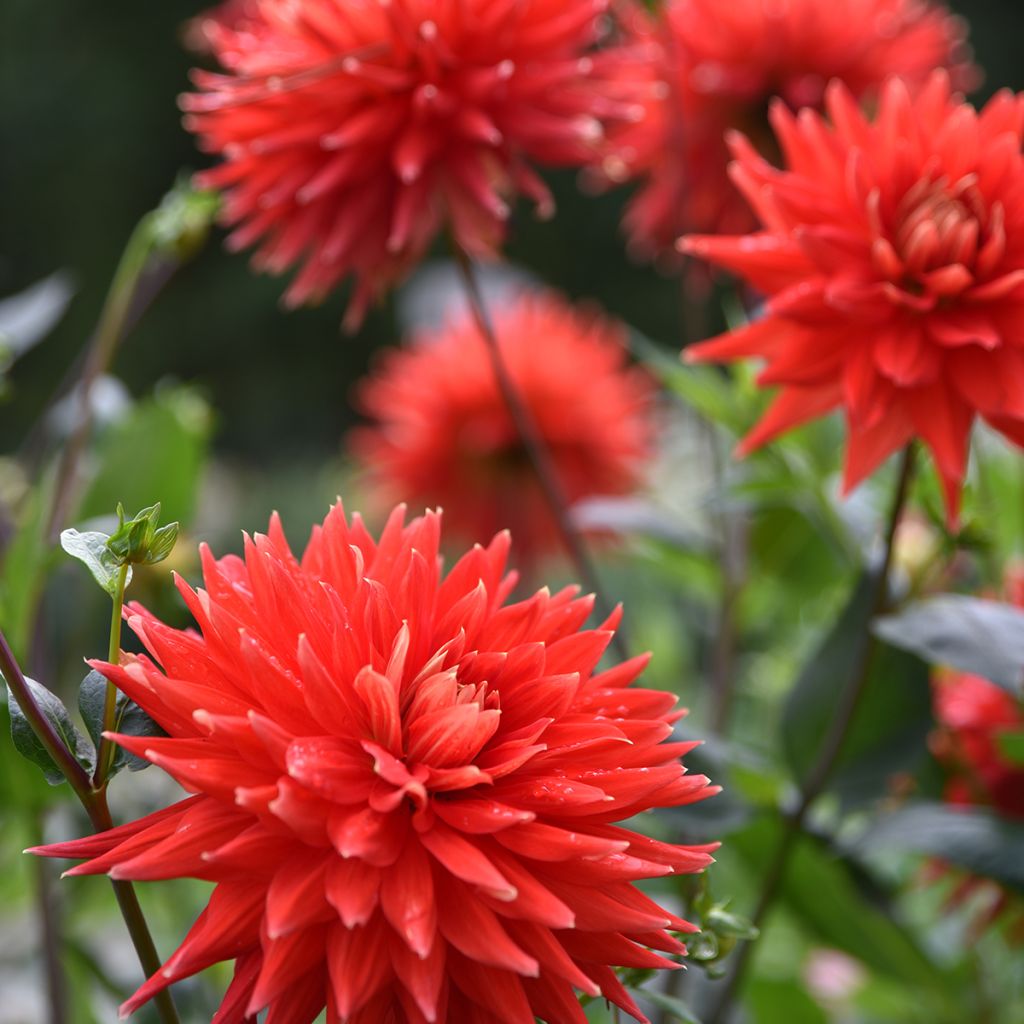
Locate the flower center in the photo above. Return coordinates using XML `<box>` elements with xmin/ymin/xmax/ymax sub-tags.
<box><xmin>871</xmin><ymin>173</ymin><xmax>1005</xmax><ymax>302</ymax></box>
<box><xmin>893</xmin><ymin>176</ymin><xmax>985</xmax><ymax>275</ymax></box>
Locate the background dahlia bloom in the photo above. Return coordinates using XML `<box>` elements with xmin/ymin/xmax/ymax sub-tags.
<box><xmin>928</xmin><ymin>595</ymin><xmax>1024</xmax><ymax>938</ymax></box>
<box><xmin>682</xmin><ymin>73</ymin><xmax>1024</xmax><ymax>522</ymax></box>
<box><xmin>36</xmin><ymin>504</ymin><xmax>717</xmax><ymax>1023</ymax></box>
<box><xmin>351</xmin><ymin>291</ymin><xmax>655</xmax><ymax>565</ymax></box>
<box><xmin>599</xmin><ymin>0</ymin><xmax>976</xmax><ymax>260</ymax></box>
<box><xmin>184</xmin><ymin>0</ymin><xmax>630</xmax><ymax>328</ymax></box>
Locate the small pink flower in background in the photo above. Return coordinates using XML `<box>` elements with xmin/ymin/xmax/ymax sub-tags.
<box><xmin>35</xmin><ymin>504</ymin><xmax>718</xmax><ymax>1022</ymax></box>
<box><xmin>803</xmin><ymin>948</ymin><xmax>866</xmax><ymax>1005</ymax></box>
<box><xmin>183</xmin><ymin>0</ymin><xmax>636</xmax><ymax>328</ymax></box>
<box><xmin>683</xmin><ymin>73</ymin><xmax>1024</xmax><ymax>523</ymax></box>
<box><xmin>351</xmin><ymin>290</ymin><xmax>655</xmax><ymax>566</ymax></box>
<box><xmin>598</xmin><ymin>0</ymin><xmax>976</xmax><ymax>262</ymax></box>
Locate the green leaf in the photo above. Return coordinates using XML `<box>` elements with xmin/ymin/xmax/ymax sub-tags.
<box><xmin>873</xmin><ymin>595</ymin><xmax>1024</xmax><ymax>697</ymax></box>
<box><xmin>997</xmin><ymin>729</ymin><xmax>1024</xmax><ymax>766</ymax></box>
<box><xmin>747</xmin><ymin>978</ymin><xmax>827</xmax><ymax>1024</ymax></box>
<box><xmin>59</xmin><ymin>528</ymin><xmax>131</xmax><ymax>597</ymax></box>
<box><xmin>631</xmin><ymin>331</ymin><xmax>751</xmax><ymax>433</ymax></box>
<box><xmin>78</xmin><ymin>670</ymin><xmax>165</xmax><ymax>775</ymax></box>
<box><xmin>732</xmin><ymin>818</ymin><xmax>947</xmax><ymax>992</ymax></box>
<box><xmin>78</xmin><ymin>386</ymin><xmax>212</xmax><ymax>527</ymax></box>
<box><xmin>781</xmin><ymin>573</ymin><xmax>933</xmax><ymax>807</ymax></box>
<box><xmin>0</xmin><ymin>470</ymin><xmax>54</xmax><ymax>660</ymax></box>
<box><xmin>4</xmin><ymin>677</ymin><xmax>95</xmax><ymax>785</ymax></box>
<box><xmin>632</xmin><ymin>988</ymin><xmax>702</xmax><ymax>1023</ymax></box>
<box><xmin>706</xmin><ymin>906</ymin><xmax>759</xmax><ymax>941</ymax></box>
<box><xmin>851</xmin><ymin>802</ymin><xmax>1024</xmax><ymax>892</ymax></box>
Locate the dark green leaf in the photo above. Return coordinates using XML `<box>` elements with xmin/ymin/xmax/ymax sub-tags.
<box><xmin>5</xmin><ymin>677</ymin><xmax>95</xmax><ymax>784</ymax></box>
<box><xmin>78</xmin><ymin>670</ymin><xmax>165</xmax><ymax>775</ymax></box>
<box><xmin>59</xmin><ymin>528</ymin><xmax>130</xmax><ymax>596</ymax></box>
<box><xmin>732</xmin><ymin>818</ymin><xmax>947</xmax><ymax>992</ymax></box>
<box><xmin>782</xmin><ymin>573</ymin><xmax>933</xmax><ymax>807</ymax></box>
<box><xmin>851</xmin><ymin>802</ymin><xmax>1024</xmax><ymax>892</ymax></box>
<box><xmin>873</xmin><ymin>595</ymin><xmax>1024</xmax><ymax>697</ymax></box>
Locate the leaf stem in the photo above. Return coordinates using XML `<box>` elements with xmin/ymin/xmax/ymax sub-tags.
<box><xmin>94</xmin><ymin>561</ymin><xmax>130</xmax><ymax>788</ymax></box>
<box><xmin>451</xmin><ymin>247</ymin><xmax>630</xmax><ymax>660</ymax></box>
<box><xmin>706</xmin><ymin>445</ymin><xmax>917</xmax><ymax>1022</ymax></box>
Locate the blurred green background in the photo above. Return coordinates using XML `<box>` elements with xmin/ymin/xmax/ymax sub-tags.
<box><xmin>2</xmin><ymin>0</ymin><xmax>1020</xmax><ymax>462</ymax></box>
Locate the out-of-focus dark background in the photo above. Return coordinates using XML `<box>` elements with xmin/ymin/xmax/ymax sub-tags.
<box><xmin>1</xmin><ymin>0</ymin><xmax>1020</xmax><ymax>463</ymax></box>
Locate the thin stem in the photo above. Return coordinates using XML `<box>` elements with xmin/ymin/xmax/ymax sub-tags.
<box><xmin>30</xmin><ymin>812</ymin><xmax>69</xmax><ymax>1024</ymax></box>
<box><xmin>44</xmin><ymin>221</ymin><xmax>163</xmax><ymax>544</ymax></box>
<box><xmin>0</xmin><ymin>626</ymin><xmax>181</xmax><ymax>1024</ymax></box>
<box><xmin>451</xmin><ymin>247</ymin><xmax>630</xmax><ymax>660</ymax></box>
<box><xmin>706</xmin><ymin>424</ymin><xmax>746</xmax><ymax>735</ymax></box>
<box><xmin>86</xmin><ymin>791</ymin><xmax>182</xmax><ymax>1024</ymax></box>
<box><xmin>0</xmin><ymin>628</ymin><xmax>94</xmax><ymax>807</ymax></box>
<box><xmin>706</xmin><ymin>445</ymin><xmax>916</xmax><ymax>1023</ymax></box>
<box><xmin>94</xmin><ymin>562</ymin><xmax>129</xmax><ymax>787</ymax></box>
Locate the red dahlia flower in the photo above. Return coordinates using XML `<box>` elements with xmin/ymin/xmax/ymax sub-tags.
<box><xmin>928</xmin><ymin>582</ymin><xmax>1024</xmax><ymax>937</ymax></box>
<box><xmin>36</xmin><ymin>504</ymin><xmax>717</xmax><ymax>1022</ymax></box>
<box><xmin>351</xmin><ymin>291</ymin><xmax>654</xmax><ymax>565</ymax></box>
<box><xmin>932</xmin><ymin>669</ymin><xmax>1024</xmax><ymax>819</ymax></box>
<box><xmin>184</xmin><ymin>0</ymin><xmax>630</xmax><ymax>328</ymax></box>
<box><xmin>682</xmin><ymin>73</ymin><xmax>1024</xmax><ymax>522</ymax></box>
<box><xmin>932</xmin><ymin>569</ymin><xmax>1024</xmax><ymax>820</ymax></box>
<box><xmin>599</xmin><ymin>0</ymin><xmax>975</xmax><ymax>260</ymax></box>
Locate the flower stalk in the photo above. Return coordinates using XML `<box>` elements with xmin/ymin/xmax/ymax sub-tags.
<box><xmin>707</xmin><ymin>444</ymin><xmax>917</xmax><ymax>1022</ymax></box>
<box><xmin>451</xmin><ymin>246</ymin><xmax>630</xmax><ymax>660</ymax></box>
<box><xmin>0</xmin><ymin>624</ymin><xmax>181</xmax><ymax>1024</ymax></box>
<box><xmin>95</xmin><ymin>561</ymin><xmax>130</xmax><ymax>787</ymax></box>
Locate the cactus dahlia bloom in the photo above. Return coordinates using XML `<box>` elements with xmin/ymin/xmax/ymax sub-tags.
<box><xmin>36</xmin><ymin>505</ymin><xmax>717</xmax><ymax>1023</ymax></box>
<box><xmin>183</xmin><ymin>0</ymin><xmax>631</xmax><ymax>328</ymax></box>
<box><xmin>351</xmin><ymin>291</ymin><xmax>654</xmax><ymax>566</ymax></box>
<box><xmin>682</xmin><ymin>73</ymin><xmax>1024</xmax><ymax>523</ymax></box>
<box><xmin>599</xmin><ymin>0</ymin><xmax>975</xmax><ymax>261</ymax></box>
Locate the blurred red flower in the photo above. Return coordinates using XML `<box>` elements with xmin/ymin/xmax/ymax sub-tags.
<box><xmin>36</xmin><ymin>504</ymin><xmax>717</xmax><ymax>1023</ymax></box>
<box><xmin>683</xmin><ymin>73</ymin><xmax>1024</xmax><ymax>522</ymax></box>
<box><xmin>599</xmin><ymin>0</ymin><xmax>976</xmax><ymax>262</ymax></box>
<box><xmin>928</xmin><ymin>577</ymin><xmax>1024</xmax><ymax>937</ymax></box>
<box><xmin>351</xmin><ymin>291</ymin><xmax>655</xmax><ymax>565</ymax></box>
<box><xmin>933</xmin><ymin>669</ymin><xmax>1024</xmax><ymax>818</ymax></box>
<box><xmin>184</xmin><ymin>0</ymin><xmax>630</xmax><ymax>328</ymax></box>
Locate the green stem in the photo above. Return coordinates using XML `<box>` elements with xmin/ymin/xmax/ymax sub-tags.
<box><xmin>44</xmin><ymin>219</ymin><xmax>158</xmax><ymax>543</ymax></box>
<box><xmin>706</xmin><ymin>445</ymin><xmax>917</xmax><ymax>1023</ymax></box>
<box><xmin>94</xmin><ymin>561</ymin><xmax>129</xmax><ymax>788</ymax></box>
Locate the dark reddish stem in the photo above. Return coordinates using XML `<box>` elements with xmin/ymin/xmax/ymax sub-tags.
<box><xmin>451</xmin><ymin>247</ymin><xmax>630</xmax><ymax>661</ymax></box>
<box><xmin>0</xmin><ymin>627</ymin><xmax>181</xmax><ymax>1024</ymax></box>
<box><xmin>706</xmin><ymin>445</ymin><xmax>916</xmax><ymax>1023</ymax></box>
